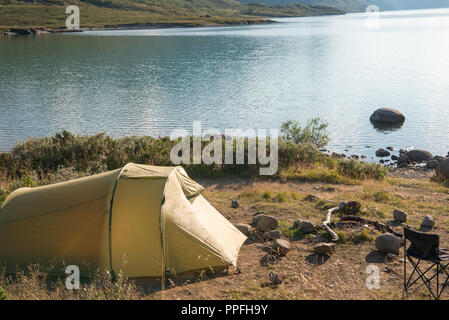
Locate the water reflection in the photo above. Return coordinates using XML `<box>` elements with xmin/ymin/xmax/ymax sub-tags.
<box><xmin>370</xmin><ymin>121</ymin><xmax>405</xmax><ymax>133</ymax></box>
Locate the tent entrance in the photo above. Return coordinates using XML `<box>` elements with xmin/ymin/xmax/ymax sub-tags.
<box><xmin>110</xmin><ymin>178</ymin><xmax>166</xmax><ymax>277</ymax></box>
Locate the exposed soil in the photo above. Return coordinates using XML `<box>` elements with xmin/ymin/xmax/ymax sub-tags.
<box><xmin>147</xmin><ymin>176</ymin><xmax>449</xmax><ymax>300</ymax></box>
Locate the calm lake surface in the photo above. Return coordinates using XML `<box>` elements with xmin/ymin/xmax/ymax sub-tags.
<box><xmin>1</xmin><ymin>9</ymin><xmax>449</xmax><ymax>158</ymax></box>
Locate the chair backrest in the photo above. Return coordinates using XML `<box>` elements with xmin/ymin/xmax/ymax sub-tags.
<box><xmin>404</xmin><ymin>227</ymin><xmax>439</xmax><ymax>260</ymax></box>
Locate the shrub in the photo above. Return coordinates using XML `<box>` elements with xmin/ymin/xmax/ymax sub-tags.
<box><xmin>337</xmin><ymin>159</ymin><xmax>388</xmax><ymax>181</ymax></box>
<box><xmin>281</xmin><ymin>118</ymin><xmax>330</xmax><ymax>148</ymax></box>
<box><xmin>0</xmin><ymin>129</ymin><xmax>388</xmax><ymax>185</ymax></box>
<box><xmin>0</xmin><ymin>287</ymin><xmax>7</xmax><ymax>300</ymax></box>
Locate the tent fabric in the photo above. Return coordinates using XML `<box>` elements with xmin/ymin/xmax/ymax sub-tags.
<box><xmin>0</xmin><ymin>163</ymin><xmax>246</xmax><ymax>277</ymax></box>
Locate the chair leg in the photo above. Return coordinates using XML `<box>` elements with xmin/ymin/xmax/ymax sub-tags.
<box><xmin>406</xmin><ymin>257</ymin><xmax>438</xmax><ymax>299</ymax></box>
<box><xmin>437</xmin><ymin>263</ymin><xmax>449</xmax><ymax>298</ymax></box>
<box><xmin>403</xmin><ymin>246</ymin><xmax>407</xmax><ymax>299</ymax></box>
<box><xmin>437</xmin><ymin>264</ymin><xmax>439</xmax><ymax>300</ymax></box>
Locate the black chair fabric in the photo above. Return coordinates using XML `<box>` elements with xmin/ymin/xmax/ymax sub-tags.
<box><xmin>404</xmin><ymin>227</ymin><xmax>440</xmax><ymax>260</ymax></box>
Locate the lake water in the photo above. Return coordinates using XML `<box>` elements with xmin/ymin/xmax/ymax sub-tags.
<box><xmin>1</xmin><ymin>9</ymin><xmax>449</xmax><ymax>159</ymax></box>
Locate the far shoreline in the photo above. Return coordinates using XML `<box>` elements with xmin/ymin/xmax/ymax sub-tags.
<box><xmin>0</xmin><ymin>19</ymin><xmax>278</xmax><ymax>37</ymax></box>
<box><xmin>0</xmin><ymin>11</ymin><xmax>347</xmax><ymax>37</ymax></box>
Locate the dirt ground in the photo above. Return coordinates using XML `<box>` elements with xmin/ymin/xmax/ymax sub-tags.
<box><xmin>149</xmin><ymin>175</ymin><xmax>449</xmax><ymax>300</ymax></box>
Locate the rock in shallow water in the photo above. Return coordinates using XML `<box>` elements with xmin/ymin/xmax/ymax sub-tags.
<box><xmin>376</xmin><ymin>149</ymin><xmax>391</xmax><ymax>157</ymax></box>
<box><xmin>370</xmin><ymin>108</ymin><xmax>405</xmax><ymax>124</ymax></box>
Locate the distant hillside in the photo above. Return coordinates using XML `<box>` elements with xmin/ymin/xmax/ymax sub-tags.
<box><xmin>366</xmin><ymin>0</ymin><xmax>449</xmax><ymax>10</ymax></box>
<box><xmin>238</xmin><ymin>0</ymin><xmax>366</xmax><ymax>12</ymax></box>
<box><xmin>0</xmin><ymin>0</ymin><xmax>342</xmax><ymax>32</ymax></box>
<box><xmin>238</xmin><ymin>0</ymin><xmax>449</xmax><ymax>12</ymax></box>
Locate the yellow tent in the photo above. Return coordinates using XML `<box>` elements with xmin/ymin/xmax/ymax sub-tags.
<box><xmin>0</xmin><ymin>163</ymin><xmax>246</xmax><ymax>278</ymax></box>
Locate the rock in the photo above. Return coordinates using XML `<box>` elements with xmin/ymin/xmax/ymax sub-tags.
<box><xmin>299</xmin><ymin>221</ymin><xmax>316</xmax><ymax>234</ymax></box>
<box><xmin>256</xmin><ymin>215</ymin><xmax>279</xmax><ymax>232</ymax></box>
<box><xmin>304</xmin><ymin>194</ymin><xmax>319</xmax><ymax>202</ymax></box>
<box><xmin>387</xmin><ymin>146</ymin><xmax>395</xmax><ymax>151</ymax></box>
<box><xmin>397</xmin><ymin>155</ymin><xmax>410</xmax><ymax>164</ymax></box>
<box><xmin>434</xmin><ymin>156</ymin><xmax>446</xmax><ymax>162</ymax></box>
<box><xmin>332</xmin><ymin>152</ymin><xmax>346</xmax><ymax>159</ymax></box>
<box><xmin>405</xmin><ymin>150</ymin><xmax>433</xmax><ymax>163</ymax></box>
<box><xmin>293</xmin><ymin>219</ymin><xmax>303</xmax><ymax>229</ymax></box>
<box><xmin>265</xmin><ymin>230</ymin><xmax>282</xmax><ymax>240</ymax></box>
<box><xmin>370</xmin><ymin>108</ymin><xmax>405</xmax><ymax>124</ymax></box>
<box><xmin>235</xmin><ymin>223</ymin><xmax>252</xmax><ymax>236</ymax></box>
<box><xmin>393</xmin><ymin>209</ymin><xmax>407</xmax><ymax>223</ymax></box>
<box><xmin>436</xmin><ymin>159</ymin><xmax>449</xmax><ymax>180</ymax></box>
<box><xmin>351</xmin><ymin>155</ymin><xmax>359</xmax><ymax>160</ymax></box>
<box><xmin>231</xmin><ymin>199</ymin><xmax>239</xmax><ymax>208</ymax></box>
<box><xmin>386</xmin><ymin>253</ymin><xmax>397</xmax><ymax>261</ymax></box>
<box><xmin>376</xmin><ymin>149</ymin><xmax>391</xmax><ymax>157</ymax></box>
<box><xmin>252</xmin><ymin>214</ymin><xmax>263</xmax><ymax>224</ymax></box>
<box><xmin>271</xmin><ymin>239</ymin><xmax>290</xmax><ymax>256</ymax></box>
<box><xmin>338</xmin><ymin>201</ymin><xmax>361</xmax><ymax>214</ymax></box>
<box><xmin>420</xmin><ymin>215</ymin><xmax>435</xmax><ymax>231</ymax></box>
<box><xmin>398</xmin><ymin>163</ymin><xmax>409</xmax><ymax>169</ymax></box>
<box><xmin>375</xmin><ymin>233</ymin><xmax>402</xmax><ymax>255</ymax></box>
<box><xmin>314</xmin><ymin>243</ymin><xmax>336</xmax><ymax>256</ymax></box>
<box><xmin>10</xmin><ymin>28</ymin><xmax>34</xmax><ymax>35</ymax></box>
<box><xmin>426</xmin><ymin>160</ymin><xmax>439</xmax><ymax>169</ymax></box>
<box><xmin>391</xmin><ymin>155</ymin><xmax>399</xmax><ymax>161</ymax></box>
<box><xmin>268</xmin><ymin>271</ymin><xmax>283</xmax><ymax>285</ymax></box>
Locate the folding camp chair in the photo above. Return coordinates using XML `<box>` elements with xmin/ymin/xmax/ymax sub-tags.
<box><xmin>403</xmin><ymin>227</ymin><xmax>449</xmax><ymax>299</ymax></box>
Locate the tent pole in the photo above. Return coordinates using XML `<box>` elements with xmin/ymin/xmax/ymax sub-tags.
<box><xmin>108</xmin><ymin>166</ymin><xmax>127</xmax><ymax>279</ymax></box>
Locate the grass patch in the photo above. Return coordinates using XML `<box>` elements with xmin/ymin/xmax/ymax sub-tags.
<box><xmin>280</xmin><ymin>166</ymin><xmax>360</xmax><ymax>185</ymax></box>
<box><xmin>336</xmin><ymin>229</ymin><xmax>375</xmax><ymax>244</ymax></box>
<box><xmin>316</xmin><ymin>199</ymin><xmax>338</xmax><ymax>211</ymax></box>
<box><xmin>278</xmin><ymin>220</ymin><xmax>305</xmax><ymax>240</ymax></box>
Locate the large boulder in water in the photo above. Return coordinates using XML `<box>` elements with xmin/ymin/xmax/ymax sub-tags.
<box><xmin>406</xmin><ymin>150</ymin><xmax>433</xmax><ymax>163</ymax></box>
<box><xmin>436</xmin><ymin>159</ymin><xmax>449</xmax><ymax>180</ymax></box>
<box><xmin>376</xmin><ymin>148</ymin><xmax>391</xmax><ymax>157</ymax></box>
<box><xmin>370</xmin><ymin>108</ymin><xmax>405</xmax><ymax>124</ymax></box>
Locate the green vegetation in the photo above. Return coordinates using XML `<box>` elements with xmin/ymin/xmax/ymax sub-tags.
<box><xmin>281</xmin><ymin>118</ymin><xmax>330</xmax><ymax>148</ymax></box>
<box><xmin>0</xmin><ymin>0</ymin><xmax>342</xmax><ymax>32</ymax></box>
<box><xmin>0</xmin><ymin>286</ymin><xmax>7</xmax><ymax>300</ymax></box>
<box><xmin>336</xmin><ymin>228</ymin><xmax>375</xmax><ymax>244</ymax></box>
<box><xmin>0</xmin><ymin>123</ymin><xmax>389</xmax><ymax>206</ymax></box>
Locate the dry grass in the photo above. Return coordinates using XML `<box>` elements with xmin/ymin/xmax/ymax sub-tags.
<box><xmin>0</xmin><ymin>265</ymin><xmax>144</xmax><ymax>300</ymax></box>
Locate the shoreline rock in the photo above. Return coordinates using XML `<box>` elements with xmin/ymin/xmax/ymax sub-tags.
<box><xmin>405</xmin><ymin>150</ymin><xmax>433</xmax><ymax>163</ymax></box>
